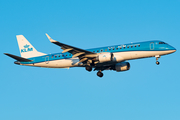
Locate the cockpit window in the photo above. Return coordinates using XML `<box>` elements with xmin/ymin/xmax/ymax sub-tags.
<box><xmin>159</xmin><ymin>42</ymin><xmax>166</xmax><ymax>44</ymax></box>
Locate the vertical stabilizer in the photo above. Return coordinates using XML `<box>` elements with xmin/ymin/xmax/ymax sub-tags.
<box><xmin>16</xmin><ymin>35</ymin><xmax>46</xmax><ymax>58</ymax></box>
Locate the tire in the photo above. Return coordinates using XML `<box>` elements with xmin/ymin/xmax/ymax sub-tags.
<box><xmin>86</xmin><ymin>66</ymin><xmax>92</xmax><ymax>72</ymax></box>
<box><xmin>97</xmin><ymin>71</ymin><xmax>103</xmax><ymax>77</ymax></box>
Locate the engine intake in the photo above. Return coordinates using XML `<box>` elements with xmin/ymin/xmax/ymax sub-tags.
<box><xmin>113</xmin><ymin>62</ymin><xmax>130</xmax><ymax>72</ymax></box>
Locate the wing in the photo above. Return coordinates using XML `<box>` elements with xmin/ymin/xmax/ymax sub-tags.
<box><xmin>46</xmin><ymin>34</ymin><xmax>97</xmax><ymax>63</ymax></box>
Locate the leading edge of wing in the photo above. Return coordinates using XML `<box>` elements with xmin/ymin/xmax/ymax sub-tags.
<box><xmin>45</xmin><ymin>33</ymin><xmax>95</xmax><ymax>55</ymax></box>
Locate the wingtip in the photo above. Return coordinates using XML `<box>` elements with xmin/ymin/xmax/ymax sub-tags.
<box><xmin>45</xmin><ymin>33</ymin><xmax>51</xmax><ymax>39</ymax></box>
<box><xmin>45</xmin><ymin>33</ymin><xmax>57</xmax><ymax>42</ymax></box>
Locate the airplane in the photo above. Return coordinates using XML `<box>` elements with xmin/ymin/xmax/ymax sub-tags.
<box><xmin>4</xmin><ymin>34</ymin><xmax>176</xmax><ymax>77</ymax></box>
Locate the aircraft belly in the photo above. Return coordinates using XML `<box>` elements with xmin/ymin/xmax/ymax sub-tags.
<box><xmin>55</xmin><ymin>58</ymin><xmax>82</xmax><ymax>68</ymax></box>
<box><xmin>113</xmin><ymin>50</ymin><xmax>175</xmax><ymax>61</ymax></box>
<box><xmin>28</xmin><ymin>58</ymin><xmax>83</xmax><ymax>68</ymax></box>
<box><xmin>130</xmin><ymin>50</ymin><xmax>175</xmax><ymax>59</ymax></box>
<box><xmin>113</xmin><ymin>52</ymin><xmax>130</xmax><ymax>62</ymax></box>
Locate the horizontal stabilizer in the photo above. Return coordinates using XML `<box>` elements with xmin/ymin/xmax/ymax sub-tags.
<box><xmin>4</xmin><ymin>53</ymin><xmax>32</xmax><ymax>62</ymax></box>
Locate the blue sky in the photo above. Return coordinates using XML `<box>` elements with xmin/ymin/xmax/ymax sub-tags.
<box><xmin>0</xmin><ymin>0</ymin><xmax>180</xmax><ymax>120</ymax></box>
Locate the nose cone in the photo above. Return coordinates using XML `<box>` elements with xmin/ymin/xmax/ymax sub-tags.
<box><xmin>170</xmin><ymin>46</ymin><xmax>176</xmax><ymax>53</ymax></box>
<box><xmin>172</xmin><ymin>46</ymin><xmax>176</xmax><ymax>51</ymax></box>
<box><xmin>165</xmin><ymin>44</ymin><xmax>176</xmax><ymax>54</ymax></box>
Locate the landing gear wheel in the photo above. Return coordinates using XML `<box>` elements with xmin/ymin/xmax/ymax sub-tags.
<box><xmin>156</xmin><ymin>61</ymin><xmax>160</xmax><ymax>65</ymax></box>
<box><xmin>155</xmin><ymin>55</ymin><xmax>160</xmax><ymax>65</ymax></box>
<box><xmin>85</xmin><ymin>66</ymin><xmax>92</xmax><ymax>72</ymax></box>
<box><xmin>97</xmin><ymin>71</ymin><xmax>103</xmax><ymax>77</ymax></box>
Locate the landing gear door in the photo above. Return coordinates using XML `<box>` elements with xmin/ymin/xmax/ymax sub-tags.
<box><xmin>45</xmin><ymin>56</ymin><xmax>49</xmax><ymax>64</ymax></box>
<box><xmin>150</xmin><ymin>42</ymin><xmax>154</xmax><ymax>50</ymax></box>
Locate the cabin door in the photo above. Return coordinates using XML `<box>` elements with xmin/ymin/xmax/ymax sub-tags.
<box><xmin>45</xmin><ymin>56</ymin><xmax>49</xmax><ymax>64</ymax></box>
<box><xmin>150</xmin><ymin>42</ymin><xmax>154</xmax><ymax>50</ymax></box>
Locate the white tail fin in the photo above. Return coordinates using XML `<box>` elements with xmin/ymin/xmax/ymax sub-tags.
<box><xmin>16</xmin><ymin>35</ymin><xmax>46</xmax><ymax>58</ymax></box>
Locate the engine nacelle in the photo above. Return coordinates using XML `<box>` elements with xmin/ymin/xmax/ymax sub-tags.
<box><xmin>114</xmin><ymin>62</ymin><xmax>130</xmax><ymax>72</ymax></box>
<box><xmin>96</xmin><ymin>53</ymin><xmax>113</xmax><ymax>63</ymax></box>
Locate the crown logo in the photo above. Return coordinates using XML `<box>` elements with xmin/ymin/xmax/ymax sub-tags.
<box><xmin>24</xmin><ymin>44</ymin><xmax>30</xmax><ymax>48</ymax></box>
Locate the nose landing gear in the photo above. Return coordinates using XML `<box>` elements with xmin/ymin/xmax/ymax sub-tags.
<box><xmin>155</xmin><ymin>55</ymin><xmax>160</xmax><ymax>65</ymax></box>
<box><xmin>156</xmin><ymin>61</ymin><xmax>160</xmax><ymax>65</ymax></box>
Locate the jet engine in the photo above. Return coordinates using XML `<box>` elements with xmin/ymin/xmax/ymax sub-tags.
<box><xmin>113</xmin><ymin>62</ymin><xmax>130</xmax><ymax>72</ymax></box>
<box><xmin>96</xmin><ymin>53</ymin><xmax>113</xmax><ymax>63</ymax></box>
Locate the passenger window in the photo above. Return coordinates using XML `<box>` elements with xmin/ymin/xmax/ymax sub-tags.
<box><xmin>66</xmin><ymin>54</ymin><xmax>67</xmax><ymax>56</ymax></box>
<box><xmin>112</xmin><ymin>48</ymin><xmax>114</xmax><ymax>50</ymax></box>
<box><xmin>105</xmin><ymin>49</ymin><xmax>107</xmax><ymax>51</ymax></box>
<box><xmin>52</xmin><ymin>56</ymin><xmax>53</xmax><ymax>58</ymax></box>
<box><xmin>59</xmin><ymin>55</ymin><xmax>60</xmax><ymax>57</ymax></box>
<box><xmin>131</xmin><ymin>46</ymin><xmax>133</xmax><ymax>48</ymax></box>
<box><xmin>135</xmin><ymin>45</ymin><xmax>136</xmax><ymax>47</ymax></box>
<box><xmin>127</xmin><ymin>46</ymin><xmax>129</xmax><ymax>48</ymax></box>
<box><xmin>124</xmin><ymin>47</ymin><xmax>125</xmax><ymax>49</ymax></box>
<box><xmin>116</xmin><ymin>48</ymin><xmax>118</xmax><ymax>50</ymax></box>
<box><xmin>101</xmin><ymin>50</ymin><xmax>103</xmax><ymax>52</ymax></box>
<box><xmin>120</xmin><ymin>47</ymin><xmax>122</xmax><ymax>49</ymax></box>
<box><xmin>109</xmin><ymin>49</ymin><xmax>111</xmax><ymax>51</ymax></box>
<box><xmin>93</xmin><ymin>51</ymin><xmax>95</xmax><ymax>53</ymax></box>
<box><xmin>97</xmin><ymin>50</ymin><xmax>99</xmax><ymax>52</ymax></box>
<box><xmin>55</xmin><ymin>55</ymin><xmax>57</xmax><ymax>58</ymax></box>
<box><xmin>69</xmin><ymin>54</ymin><xmax>71</xmax><ymax>56</ymax></box>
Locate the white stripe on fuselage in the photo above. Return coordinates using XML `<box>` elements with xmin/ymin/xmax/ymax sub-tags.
<box><xmin>20</xmin><ymin>50</ymin><xmax>175</xmax><ymax>68</ymax></box>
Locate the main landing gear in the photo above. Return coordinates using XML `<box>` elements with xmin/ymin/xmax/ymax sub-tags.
<box><xmin>85</xmin><ymin>66</ymin><xmax>104</xmax><ymax>77</ymax></box>
<box><xmin>85</xmin><ymin>65</ymin><xmax>92</xmax><ymax>72</ymax></box>
<box><xmin>97</xmin><ymin>70</ymin><xmax>103</xmax><ymax>78</ymax></box>
<box><xmin>155</xmin><ymin>55</ymin><xmax>160</xmax><ymax>65</ymax></box>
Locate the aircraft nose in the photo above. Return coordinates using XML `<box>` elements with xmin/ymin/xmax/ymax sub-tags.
<box><xmin>171</xmin><ymin>46</ymin><xmax>176</xmax><ymax>52</ymax></box>
<box><xmin>167</xmin><ymin>44</ymin><xmax>176</xmax><ymax>53</ymax></box>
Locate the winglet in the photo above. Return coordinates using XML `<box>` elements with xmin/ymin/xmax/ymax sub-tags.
<box><xmin>45</xmin><ymin>33</ymin><xmax>57</xmax><ymax>42</ymax></box>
